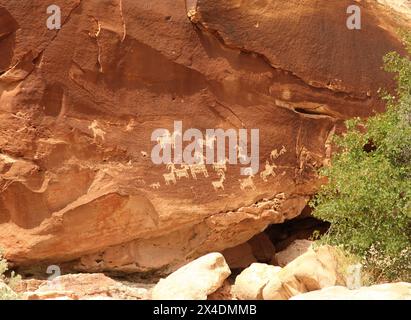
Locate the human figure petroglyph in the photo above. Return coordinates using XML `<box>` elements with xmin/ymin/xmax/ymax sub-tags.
<box><xmin>212</xmin><ymin>170</ymin><xmax>225</xmax><ymax>191</ymax></box>
<box><xmin>239</xmin><ymin>175</ymin><xmax>256</xmax><ymax>191</ymax></box>
<box><xmin>297</xmin><ymin>146</ymin><xmax>319</xmax><ymax>175</ymax></box>
<box><xmin>260</xmin><ymin>160</ymin><xmax>277</xmax><ymax>182</ymax></box>
<box><xmin>88</xmin><ymin>120</ymin><xmax>106</xmax><ymax>143</ymax></box>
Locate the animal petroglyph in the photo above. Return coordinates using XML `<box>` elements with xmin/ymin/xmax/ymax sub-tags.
<box><xmin>212</xmin><ymin>157</ymin><xmax>228</xmax><ymax>172</ymax></box>
<box><xmin>190</xmin><ymin>164</ymin><xmax>208</xmax><ymax>180</ymax></box>
<box><xmin>174</xmin><ymin>164</ymin><xmax>190</xmax><ymax>179</ymax></box>
<box><xmin>88</xmin><ymin>120</ymin><xmax>106</xmax><ymax>143</ymax></box>
<box><xmin>260</xmin><ymin>160</ymin><xmax>277</xmax><ymax>182</ymax></box>
<box><xmin>150</xmin><ymin>182</ymin><xmax>160</xmax><ymax>189</ymax></box>
<box><xmin>270</xmin><ymin>146</ymin><xmax>286</xmax><ymax>161</ymax></box>
<box><xmin>235</xmin><ymin>145</ymin><xmax>248</xmax><ymax>162</ymax></box>
<box><xmin>163</xmin><ymin>163</ymin><xmax>177</xmax><ymax>185</ymax></box>
<box><xmin>239</xmin><ymin>175</ymin><xmax>256</xmax><ymax>191</ymax></box>
<box><xmin>211</xmin><ymin>170</ymin><xmax>225</xmax><ymax>191</ymax></box>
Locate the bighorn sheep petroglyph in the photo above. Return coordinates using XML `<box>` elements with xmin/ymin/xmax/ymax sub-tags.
<box><xmin>163</xmin><ymin>163</ymin><xmax>177</xmax><ymax>185</ymax></box>
<box><xmin>212</xmin><ymin>170</ymin><xmax>225</xmax><ymax>191</ymax></box>
<box><xmin>190</xmin><ymin>163</ymin><xmax>208</xmax><ymax>179</ymax></box>
<box><xmin>212</xmin><ymin>157</ymin><xmax>229</xmax><ymax>172</ymax></box>
<box><xmin>235</xmin><ymin>145</ymin><xmax>248</xmax><ymax>162</ymax></box>
<box><xmin>150</xmin><ymin>182</ymin><xmax>161</xmax><ymax>189</ymax></box>
<box><xmin>174</xmin><ymin>164</ymin><xmax>190</xmax><ymax>179</ymax></box>
<box><xmin>88</xmin><ymin>120</ymin><xmax>106</xmax><ymax>142</ymax></box>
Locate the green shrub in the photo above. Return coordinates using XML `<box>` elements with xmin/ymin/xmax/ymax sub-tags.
<box><xmin>310</xmin><ymin>33</ymin><xmax>411</xmax><ymax>283</ymax></box>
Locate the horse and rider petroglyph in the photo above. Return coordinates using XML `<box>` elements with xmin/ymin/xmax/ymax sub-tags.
<box><xmin>260</xmin><ymin>160</ymin><xmax>277</xmax><ymax>182</ymax></box>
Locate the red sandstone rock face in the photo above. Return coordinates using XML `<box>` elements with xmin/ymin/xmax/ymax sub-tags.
<box><xmin>0</xmin><ymin>0</ymin><xmax>409</xmax><ymax>274</ymax></box>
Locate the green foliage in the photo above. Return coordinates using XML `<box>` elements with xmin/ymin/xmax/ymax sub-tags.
<box><xmin>310</xmin><ymin>34</ymin><xmax>411</xmax><ymax>283</ymax></box>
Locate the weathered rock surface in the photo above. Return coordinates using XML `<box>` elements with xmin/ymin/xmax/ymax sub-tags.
<box><xmin>23</xmin><ymin>273</ymin><xmax>148</xmax><ymax>300</ymax></box>
<box><xmin>207</xmin><ymin>280</ymin><xmax>234</xmax><ymax>300</ymax></box>
<box><xmin>222</xmin><ymin>242</ymin><xmax>257</xmax><ymax>270</ymax></box>
<box><xmin>152</xmin><ymin>253</ymin><xmax>231</xmax><ymax>300</ymax></box>
<box><xmin>232</xmin><ymin>263</ymin><xmax>282</xmax><ymax>300</ymax></box>
<box><xmin>0</xmin><ymin>0</ymin><xmax>410</xmax><ymax>273</ymax></box>
<box><xmin>248</xmin><ymin>233</ymin><xmax>276</xmax><ymax>264</ymax></box>
<box><xmin>291</xmin><ymin>282</ymin><xmax>411</xmax><ymax>300</ymax></box>
<box><xmin>263</xmin><ymin>246</ymin><xmax>346</xmax><ymax>299</ymax></box>
<box><xmin>274</xmin><ymin>239</ymin><xmax>313</xmax><ymax>267</ymax></box>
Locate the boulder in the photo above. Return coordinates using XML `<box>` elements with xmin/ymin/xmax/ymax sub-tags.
<box><xmin>24</xmin><ymin>273</ymin><xmax>148</xmax><ymax>300</ymax></box>
<box><xmin>291</xmin><ymin>282</ymin><xmax>411</xmax><ymax>300</ymax></box>
<box><xmin>263</xmin><ymin>246</ymin><xmax>346</xmax><ymax>300</ymax></box>
<box><xmin>274</xmin><ymin>239</ymin><xmax>313</xmax><ymax>267</ymax></box>
<box><xmin>152</xmin><ymin>253</ymin><xmax>231</xmax><ymax>300</ymax></box>
<box><xmin>232</xmin><ymin>263</ymin><xmax>282</xmax><ymax>300</ymax></box>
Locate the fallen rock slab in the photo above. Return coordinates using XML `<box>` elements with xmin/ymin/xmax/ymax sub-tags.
<box><xmin>24</xmin><ymin>273</ymin><xmax>148</xmax><ymax>300</ymax></box>
<box><xmin>291</xmin><ymin>282</ymin><xmax>411</xmax><ymax>300</ymax></box>
<box><xmin>274</xmin><ymin>239</ymin><xmax>313</xmax><ymax>267</ymax></box>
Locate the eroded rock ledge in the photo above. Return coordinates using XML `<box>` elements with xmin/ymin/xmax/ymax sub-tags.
<box><xmin>0</xmin><ymin>0</ymin><xmax>409</xmax><ymax>273</ymax></box>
